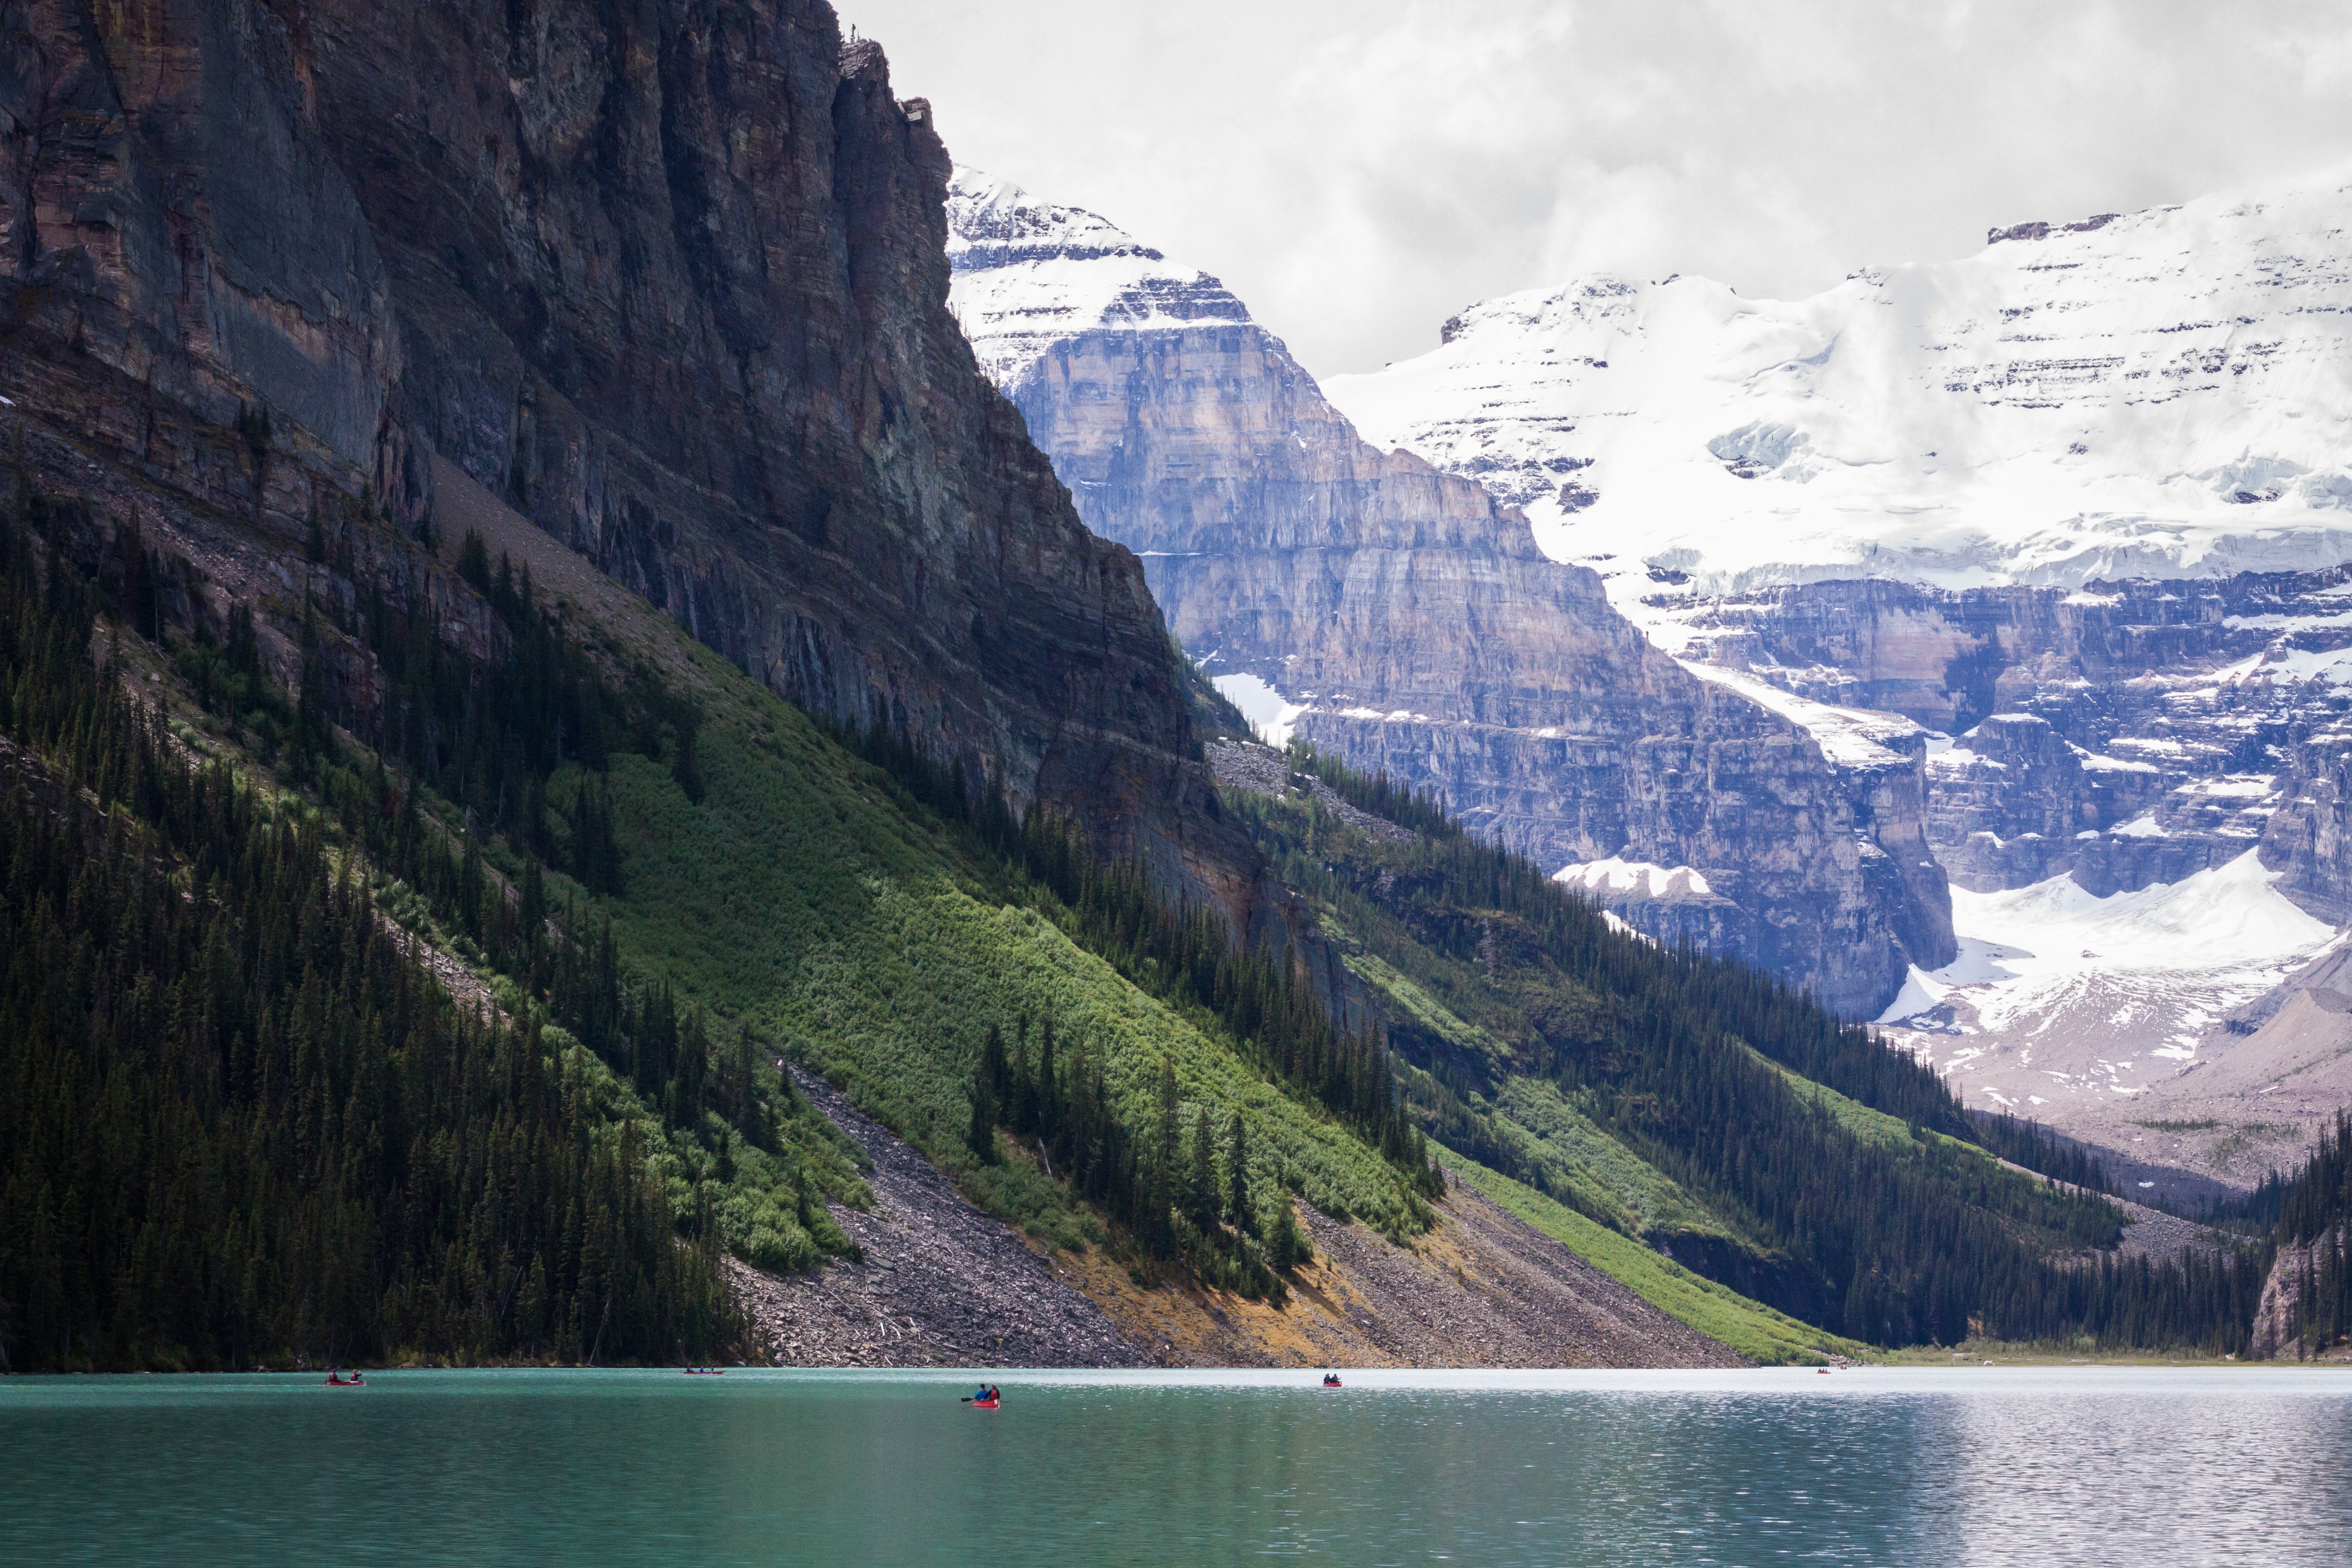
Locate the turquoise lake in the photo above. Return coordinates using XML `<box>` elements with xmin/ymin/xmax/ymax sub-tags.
<box><xmin>4</xmin><ymin>1367</ymin><xmax>2350</xmax><ymax>1565</ymax></box>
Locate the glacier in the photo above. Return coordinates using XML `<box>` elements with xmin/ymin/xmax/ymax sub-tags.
<box><xmin>1323</xmin><ymin>162</ymin><xmax>2352</xmax><ymax>641</ymax></box>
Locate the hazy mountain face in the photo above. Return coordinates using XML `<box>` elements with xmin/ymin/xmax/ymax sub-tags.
<box><xmin>948</xmin><ymin>169</ymin><xmax>1958</xmax><ymax>1020</ymax></box>
<box><xmin>1325</xmin><ymin>171</ymin><xmax>2352</xmax><ymax>614</ymax></box>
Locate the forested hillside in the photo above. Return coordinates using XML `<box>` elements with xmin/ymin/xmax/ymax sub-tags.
<box><xmin>1239</xmin><ymin>743</ymin><xmax>2274</xmax><ymax>1354</ymax></box>
<box><xmin>0</xmin><ymin>466</ymin><xmax>2318</xmax><ymax>1371</ymax></box>
<box><xmin>0</xmin><ymin>470</ymin><xmax>2293</xmax><ymax>1368</ymax></box>
<box><xmin>0</xmin><ymin>485</ymin><xmax>1445</xmax><ymax>1371</ymax></box>
<box><xmin>0</xmin><ymin>507</ymin><xmax>766</xmax><ymax>1370</ymax></box>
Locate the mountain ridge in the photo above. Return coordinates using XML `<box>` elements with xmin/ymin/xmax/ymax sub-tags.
<box><xmin>946</xmin><ymin>166</ymin><xmax>1955</xmax><ymax>1018</ymax></box>
<box><xmin>1320</xmin><ymin>163</ymin><xmax>2352</xmax><ymax>1186</ymax></box>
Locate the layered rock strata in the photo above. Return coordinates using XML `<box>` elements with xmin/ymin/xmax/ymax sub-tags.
<box><xmin>1689</xmin><ymin>570</ymin><xmax>2347</xmax><ymax>900</ymax></box>
<box><xmin>947</xmin><ymin>171</ymin><xmax>1953</xmax><ymax>1016</ymax></box>
<box><xmin>0</xmin><ymin>0</ymin><xmax>1213</xmax><ymax>870</ymax></box>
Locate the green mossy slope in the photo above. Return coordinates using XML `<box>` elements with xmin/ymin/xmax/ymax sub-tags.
<box><xmin>592</xmin><ymin>704</ymin><xmax>1435</xmax><ymax>1244</ymax></box>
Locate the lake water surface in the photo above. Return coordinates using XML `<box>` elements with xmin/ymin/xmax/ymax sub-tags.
<box><xmin>4</xmin><ymin>1366</ymin><xmax>2350</xmax><ymax>1566</ymax></box>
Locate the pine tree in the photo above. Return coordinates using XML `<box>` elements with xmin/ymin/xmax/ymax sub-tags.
<box><xmin>1226</xmin><ymin>1113</ymin><xmax>1254</xmax><ymax>1234</ymax></box>
<box><xmin>1267</xmin><ymin>1187</ymin><xmax>1309</xmax><ymax>1272</ymax></box>
<box><xmin>966</xmin><ymin>1026</ymin><xmax>1003</xmax><ymax>1165</ymax></box>
<box><xmin>1189</xmin><ymin>1105</ymin><xmax>1219</xmax><ymax>1229</ymax></box>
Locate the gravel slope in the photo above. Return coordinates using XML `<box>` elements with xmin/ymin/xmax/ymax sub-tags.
<box><xmin>734</xmin><ymin>1068</ymin><xmax>1747</xmax><ymax>1369</ymax></box>
<box><xmin>731</xmin><ymin>1071</ymin><xmax>1143</xmax><ymax>1368</ymax></box>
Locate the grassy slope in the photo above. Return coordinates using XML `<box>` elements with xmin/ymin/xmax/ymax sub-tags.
<box><xmin>1250</xmin><ymin>786</ymin><xmax>2041</xmax><ymax>1355</ymax></box>
<box><xmin>1334</xmin><ymin>942</ymin><xmax>1711</xmax><ymax>1235</ymax></box>
<box><xmin>1440</xmin><ymin>1153</ymin><xmax>1865</xmax><ymax>1365</ymax></box>
<box><xmin>1346</xmin><ymin>936</ymin><xmax>1838</xmax><ymax>1352</ymax></box>
<box><xmin>1486</xmin><ymin>1076</ymin><xmax>1733</xmax><ymax>1242</ymax></box>
<box><xmin>578</xmin><ymin>646</ymin><xmax>1428</xmax><ymax>1245</ymax></box>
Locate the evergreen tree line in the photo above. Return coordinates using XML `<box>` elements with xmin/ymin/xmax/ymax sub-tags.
<box><xmin>1290</xmin><ymin>741</ymin><xmax>1462</xmax><ymax>841</ymax></box>
<box><xmin>1980</xmin><ymin>1246</ymin><xmax>2271</xmax><ymax>1357</ymax></box>
<box><xmin>2207</xmin><ymin>1167</ymin><xmax>2291</xmax><ymax>1232</ymax></box>
<box><xmin>0</xmin><ymin>513</ymin><xmax>735</xmax><ymax>1371</ymax></box>
<box><xmin>1244</xmin><ymin>752</ymin><xmax>2275</xmax><ymax>1351</ymax></box>
<box><xmin>963</xmin><ymin>1015</ymin><xmax>1311</xmax><ymax>1299</ymax></box>
<box><xmin>1969</xmin><ymin>1110</ymin><xmax>2116</xmax><ymax>1195</ymax></box>
<box><xmin>823</xmin><ymin>709</ymin><xmax>1447</xmax><ymax>1201</ymax></box>
<box><xmin>210</xmin><ymin>527</ymin><xmax>779</xmax><ymax>1163</ymax></box>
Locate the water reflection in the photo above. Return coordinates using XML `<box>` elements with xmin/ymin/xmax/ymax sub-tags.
<box><xmin>1931</xmin><ymin>1372</ymin><xmax>2352</xmax><ymax>1567</ymax></box>
<box><xmin>1</xmin><ymin>1368</ymin><xmax>2347</xmax><ymax>1566</ymax></box>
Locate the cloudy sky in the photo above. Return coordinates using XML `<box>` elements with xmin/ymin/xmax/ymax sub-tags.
<box><xmin>836</xmin><ymin>0</ymin><xmax>2352</xmax><ymax>379</ymax></box>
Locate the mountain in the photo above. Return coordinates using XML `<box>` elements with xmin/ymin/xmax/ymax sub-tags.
<box><xmin>0</xmin><ymin>0</ymin><xmax>1210</xmax><ymax>874</ymax></box>
<box><xmin>946</xmin><ymin>169</ymin><xmax>1954</xmax><ymax>1019</ymax></box>
<box><xmin>1323</xmin><ymin>167</ymin><xmax>2352</xmax><ymax>1189</ymax></box>
<box><xmin>1324</xmin><ymin>167</ymin><xmax>2352</xmax><ymax>605</ymax></box>
<box><xmin>0</xmin><ymin>0</ymin><xmax>2276</xmax><ymax>1373</ymax></box>
<box><xmin>0</xmin><ymin>0</ymin><xmax>1900</xmax><ymax>1373</ymax></box>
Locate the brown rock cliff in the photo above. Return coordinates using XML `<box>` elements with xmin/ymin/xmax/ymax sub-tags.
<box><xmin>0</xmin><ymin>0</ymin><xmax>1216</xmax><ymax>871</ymax></box>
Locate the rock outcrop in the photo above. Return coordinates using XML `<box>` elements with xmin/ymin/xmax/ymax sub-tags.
<box><xmin>947</xmin><ymin>170</ymin><xmax>1953</xmax><ymax>1017</ymax></box>
<box><xmin>2249</xmin><ymin>1233</ymin><xmax>2344</xmax><ymax>1360</ymax></box>
<box><xmin>0</xmin><ymin>0</ymin><xmax>1212</xmax><ymax>866</ymax></box>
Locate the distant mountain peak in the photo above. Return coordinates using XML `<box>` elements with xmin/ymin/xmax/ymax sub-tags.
<box><xmin>1325</xmin><ymin>163</ymin><xmax>2352</xmax><ymax>624</ymax></box>
<box><xmin>946</xmin><ymin>166</ymin><xmax>1255</xmax><ymax>384</ymax></box>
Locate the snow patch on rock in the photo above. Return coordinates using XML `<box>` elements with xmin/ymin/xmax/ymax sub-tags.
<box><xmin>1213</xmin><ymin>672</ymin><xmax>1306</xmax><ymax>748</ymax></box>
<box><xmin>1555</xmin><ymin>857</ymin><xmax>1717</xmax><ymax>901</ymax></box>
<box><xmin>946</xmin><ymin>167</ymin><xmax>1255</xmax><ymax>385</ymax></box>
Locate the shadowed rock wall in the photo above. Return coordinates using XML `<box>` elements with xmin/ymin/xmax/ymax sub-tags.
<box><xmin>0</xmin><ymin>0</ymin><xmax>1215</xmax><ymax>870</ymax></box>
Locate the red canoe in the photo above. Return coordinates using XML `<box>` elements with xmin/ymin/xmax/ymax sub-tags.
<box><xmin>327</xmin><ymin>1375</ymin><xmax>364</xmax><ymax>1386</ymax></box>
<box><xmin>972</xmin><ymin>1398</ymin><xmax>999</xmax><ymax>1409</ymax></box>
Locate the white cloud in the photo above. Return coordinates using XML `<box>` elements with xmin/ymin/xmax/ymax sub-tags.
<box><xmin>838</xmin><ymin>0</ymin><xmax>2352</xmax><ymax>377</ymax></box>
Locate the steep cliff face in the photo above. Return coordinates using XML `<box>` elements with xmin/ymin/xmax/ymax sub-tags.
<box><xmin>0</xmin><ymin>0</ymin><xmax>1209</xmax><ymax>863</ymax></box>
<box><xmin>947</xmin><ymin>171</ymin><xmax>1953</xmax><ymax>1016</ymax></box>
<box><xmin>2250</xmin><ymin>1235</ymin><xmax>2339</xmax><ymax>1360</ymax></box>
<box><xmin>2264</xmin><ymin>735</ymin><xmax>2352</xmax><ymax>925</ymax></box>
<box><xmin>1699</xmin><ymin>570</ymin><xmax>2336</xmax><ymax>900</ymax></box>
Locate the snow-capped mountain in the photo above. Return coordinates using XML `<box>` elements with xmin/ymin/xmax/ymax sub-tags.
<box><xmin>946</xmin><ymin>168</ymin><xmax>1955</xmax><ymax>1018</ymax></box>
<box><xmin>1324</xmin><ymin>165</ymin><xmax>2352</xmax><ymax>623</ymax></box>
<box><xmin>947</xmin><ymin>170</ymin><xmax>1254</xmax><ymax>389</ymax></box>
<box><xmin>1324</xmin><ymin>166</ymin><xmax>2352</xmax><ymax>1185</ymax></box>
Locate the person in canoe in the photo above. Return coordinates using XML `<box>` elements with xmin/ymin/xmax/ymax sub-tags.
<box><xmin>1322</xmin><ymin>1372</ymin><xmax>1341</xmax><ymax>1388</ymax></box>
